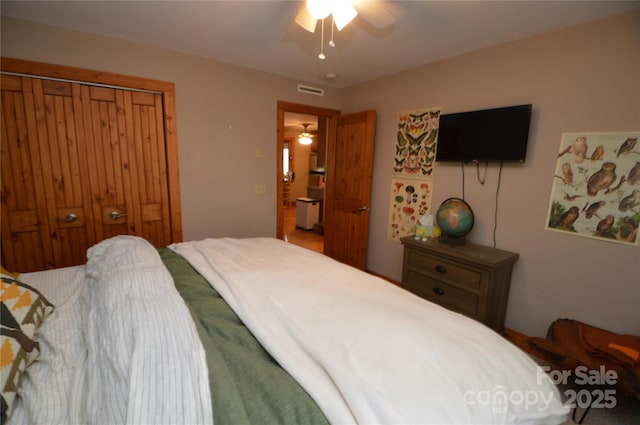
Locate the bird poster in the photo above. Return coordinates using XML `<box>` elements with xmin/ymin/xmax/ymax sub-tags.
<box><xmin>545</xmin><ymin>132</ymin><xmax>640</xmax><ymax>246</ymax></box>
<box><xmin>393</xmin><ymin>107</ymin><xmax>441</xmax><ymax>177</ymax></box>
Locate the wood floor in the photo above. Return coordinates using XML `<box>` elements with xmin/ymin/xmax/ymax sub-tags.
<box><xmin>283</xmin><ymin>205</ymin><xmax>324</xmax><ymax>253</ymax></box>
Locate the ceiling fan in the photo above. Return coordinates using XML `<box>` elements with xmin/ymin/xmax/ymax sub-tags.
<box><xmin>298</xmin><ymin>123</ymin><xmax>314</xmax><ymax>145</ymax></box>
<box><xmin>295</xmin><ymin>0</ymin><xmax>405</xmax><ymax>59</ymax></box>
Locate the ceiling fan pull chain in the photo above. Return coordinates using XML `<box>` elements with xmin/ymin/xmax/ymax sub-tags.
<box><xmin>318</xmin><ymin>18</ymin><xmax>326</xmax><ymax>60</ymax></box>
<box><xmin>329</xmin><ymin>16</ymin><xmax>336</xmax><ymax>47</ymax></box>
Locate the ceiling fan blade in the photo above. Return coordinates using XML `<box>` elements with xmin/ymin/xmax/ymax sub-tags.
<box><xmin>333</xmin><ymin>0</ymin><xmax>358</xmax><ymax>31</ymax></box>
<box><xmin>295</xmin><ymin>3</ymin><xmax>318</xmax><ymax>32</ymax></box>
<box><xmin>353</xmin><ymin>0</ymin><xmax>405</xmax><ymax>29</ymax></box>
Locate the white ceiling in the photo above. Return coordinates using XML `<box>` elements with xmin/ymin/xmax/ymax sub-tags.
<box><xmin>3</xmin><ymin>0</ymin><xmax>639</xmax><ymax>89</ymax></box>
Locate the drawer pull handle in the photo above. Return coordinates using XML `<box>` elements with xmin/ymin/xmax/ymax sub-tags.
<box><xmin>433</xmin><ymin>287</ymin><xmax>445</xmax><ymax>296</ymax></box>
<box><xmin>64</xmin><ymin>213</ymin><xmax>77</xmax><ymax>222</ymax></box>
<box><xmin>435</xmin><ymin>265</ymin><xmax>447</xmax><ymax>274</ymax></box>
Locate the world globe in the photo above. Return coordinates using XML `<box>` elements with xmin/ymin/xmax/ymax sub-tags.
<box><xmin>436</xmin><ymin>198</ymin><xmax>474</xmax><ymax>243</ymax></box>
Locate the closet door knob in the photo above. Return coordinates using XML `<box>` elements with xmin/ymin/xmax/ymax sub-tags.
<box><xmin>109</xmin><ymin>211</ymin><xmax>127</xmax><ymax>220</ymax></box>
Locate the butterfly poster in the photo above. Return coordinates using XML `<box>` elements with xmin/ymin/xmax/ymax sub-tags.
<box><xmin>545</xmin><ymin>131</ymin><xmax>640</xmax><ymax>246</ymax></box>
<box><xmin>393</xmin><ymin>107</ymin><xmax>441</xmax><ymax>177</ymax></box>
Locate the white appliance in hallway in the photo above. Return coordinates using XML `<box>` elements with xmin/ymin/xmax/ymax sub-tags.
<box><xmin>295</xmin><ymin>197</ymin><xmax>320</xmax><ymax>230</ymax></box>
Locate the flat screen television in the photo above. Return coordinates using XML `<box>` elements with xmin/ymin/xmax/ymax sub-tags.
<box><xmin>435</xmin><ymin>104</ymin><xmax>532</xmax><ymax>163</ymax></box>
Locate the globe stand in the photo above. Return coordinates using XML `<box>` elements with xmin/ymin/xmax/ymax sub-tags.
<box><xmin>439</xmin><ymin>235</ymin><xmax>467</xmax><ymax>247</ymax></box>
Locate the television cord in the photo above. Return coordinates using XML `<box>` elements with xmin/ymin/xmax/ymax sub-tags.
<box><xmin>461</xmin><ymin>161</ymin><xmax>503</xmax><ymax>248</ymax></box>
<box><xmin>460</xmin><ymin>161</ymin><xmax>466</xmax><ymax>199</ymax></box>
<box><xmin>493</xmin><ymin>162</ymin><xmax>504</xmax><ymax>248</ymax></box>
<box><xmin>475</xmin><ymin>161</ymin><xmax>488</xmax><ymax>185</ymax></box>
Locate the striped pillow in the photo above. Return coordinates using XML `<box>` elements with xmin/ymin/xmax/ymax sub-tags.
<box><xmin>1</xmin><ymin>274</ymin><xmax>54</xmax><ymax>423</ymax></box>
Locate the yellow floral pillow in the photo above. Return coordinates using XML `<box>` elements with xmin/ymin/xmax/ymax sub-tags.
<box><xmin>1</xmin><ymin>274</ymin><xmax>54</xmax><ymax>422</ymax></box>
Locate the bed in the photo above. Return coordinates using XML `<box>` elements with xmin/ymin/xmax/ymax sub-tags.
<box><xmin>2</xmin><ymin>235</ymin><xmax>569</xmax><ymax>424</ymax></box>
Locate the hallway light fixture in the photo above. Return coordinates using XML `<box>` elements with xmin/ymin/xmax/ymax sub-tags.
<box><xmin>298</xmin><ymin>123</ymin><xmax>313</xmax><ymax>145</ymax></box>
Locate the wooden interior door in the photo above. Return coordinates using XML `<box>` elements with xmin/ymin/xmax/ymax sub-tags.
<box><xmin>323</xmin><ymin>110</ymin><xmax>377</xmax><ymax>270</ymax></box>
<box><xmin>1</xmin><ymin>58</ymin><xmax>182</xmax><ymax>272</ymax></box>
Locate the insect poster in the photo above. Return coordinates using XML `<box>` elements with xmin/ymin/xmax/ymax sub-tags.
<box><xmin>388</xmin><ymin>178</ymin><xmax>433</xmax><ymax>241</ymax></box>
<box><xmin>393</xmin><ymin>107</ymin><xmax>441</xmax><ymax>177</ymax></box>
<box><xmin>545</xmin><ymin>132</ymin><xmax>640</xmax><ymax>246</ymax></box>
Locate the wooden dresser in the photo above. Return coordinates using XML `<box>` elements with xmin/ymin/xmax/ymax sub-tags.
<box><xmin>400</xmin><ymin>236</ymin><xmax>519</xmax><ymax>332</ymax></box>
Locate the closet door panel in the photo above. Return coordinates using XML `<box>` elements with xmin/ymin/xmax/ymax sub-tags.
<box><xmin>130</xmin><ymin>92</ymin><xmax>171</xmax><ymax>247</ymax></box>
<box><xmin>70</xmin><ymin>83</ymin><xmax>97</xmax><ymax>248</ymax></box>
<box><xmin>119</xmin><ymin>89</ymin><xmax>143</xmax><ymax>237</ymax></box>
<box><xmin>85</xmin><ymin>86</ymin><xmax>129</xmax><ymax>240</ymax></box>
<box><xmin>39</xmin><ymin>79</ymin><xmax>92</xmax><ymax>267</ymax></box>
<box><xmin>76</xmin><ymin>84</ymin><xmax>104</xmax><ymax>242</ymax></box>
<box><xmin>89</xmin><ymin>87</ymin><xmax>121</xmax><ymax>207</ymax></box>
<box><xmin>1</xmin><ymin>76</ymin><xmax>97</xmax><ymax>271</ymax></box>
<box><xmin>84</xmin><ymin>86</ymin><xmax>171</xmax><ymax>247</ymax></box>
<box><xmin>1</xmin><ymin>76</ymin><xmax>51</xmax><ymax>271</ymax></box>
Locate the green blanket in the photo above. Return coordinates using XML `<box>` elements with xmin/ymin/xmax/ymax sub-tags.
<box><xmin>159</xmin><ymin>248</ymin><xmax>329</xmax><ymax>425</ymax></box>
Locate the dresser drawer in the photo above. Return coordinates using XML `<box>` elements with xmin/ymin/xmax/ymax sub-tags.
<box><xmin>401</xmin><ymin>237</ymin><xmax>518</xmax><ymax>332</ymax></box>
<box><xmin>406</xmin><ymin>250</ymin><xmax>482</xmax><ymax>291</ymax></box>
<box><xmin>404</xmin><ymin>270</ymin><xmax>479</xmax><ymax>317</ymax></box>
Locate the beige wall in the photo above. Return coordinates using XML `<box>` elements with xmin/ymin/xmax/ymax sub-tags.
<box><xmin>2</xmin><ymin>12</ymin><xmax>638</xmax><ymax>337</ymax></box>
<box><xmin>343</xmin><ymin>11</ymin><xmax>640</xmax><ymax>336</ymax></box>
<box><xmin>0</xmin><ymin>17</ymin><xmax>343</xmax><ymax>242</ymax></box>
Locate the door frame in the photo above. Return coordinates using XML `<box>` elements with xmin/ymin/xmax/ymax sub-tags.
<box><xmin>276</xmin><ymin>101</ymin><xmax>339</xmax><ymax>241</ymax></box>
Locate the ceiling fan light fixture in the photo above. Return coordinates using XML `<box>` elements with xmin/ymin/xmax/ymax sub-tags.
<box><xmin>306</xmin><ymin>0</ymin><xmax>332</xmax><ymax>20</ymax></box>
<box><xmin>298</xmin><ymin>123</ymin><xmax>313</xmax><ymax>145</ymax></box>
<box><xmin>333</xmin><ymin>1</ymin><xmax>358</xmax><ymax>31</ymax></box>
<box><xmin>298</xmin><ymin>134</ymin><xmax>313</xmax><ymax>145</ymax></box>
<box><xmin>295</xmin><ymin>6</ymin><xmax>318</xmax><ymax>32</ymax></box>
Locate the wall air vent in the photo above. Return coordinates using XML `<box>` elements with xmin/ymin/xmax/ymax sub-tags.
<box><xmin>297</xmin><ymin>84</ymin><xmax>324</xmax><ymax>96</ymax></box>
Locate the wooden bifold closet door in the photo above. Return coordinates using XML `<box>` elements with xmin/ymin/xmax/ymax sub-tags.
<box><xmin>1</xmin><ymin>59</ymin><xmax>181</xmax><ymax>272</ymax></box>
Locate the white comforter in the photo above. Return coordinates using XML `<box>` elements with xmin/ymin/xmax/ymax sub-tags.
<box><xmin>171</xmin><ymin>237</ymin><xmax>569</xmax><ymax>425</ymax></box>
<box><xmin>10</xmin><ymin>236</ymin><xmax>212</xmax><ymax>425</ymax></box>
